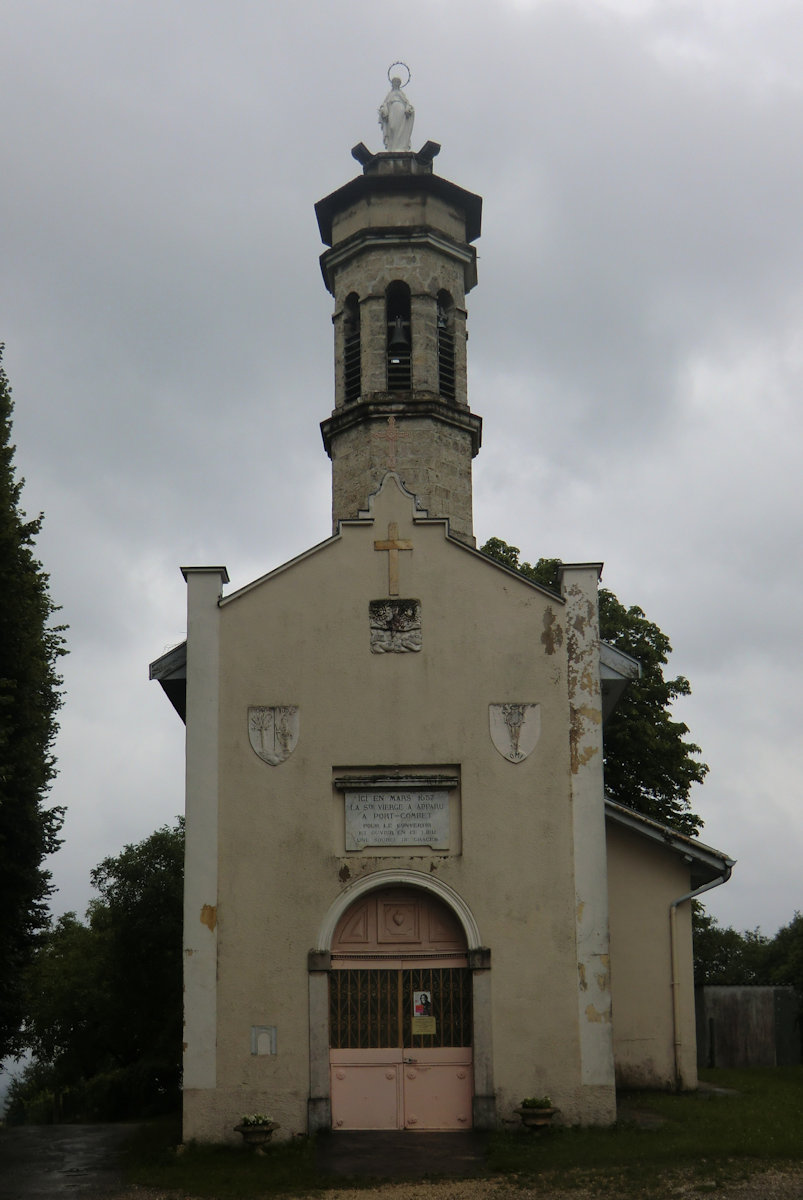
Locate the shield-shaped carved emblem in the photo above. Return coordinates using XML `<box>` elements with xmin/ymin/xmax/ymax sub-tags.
<box><xmin>248</xmin><ymin>706</ymin><xmax>299</xmax><ymax>766</ymax></box>
<box><xmin>489</xmin><ymin>703</ymin><xmax>541</xmax><ymax>763</ymax></box>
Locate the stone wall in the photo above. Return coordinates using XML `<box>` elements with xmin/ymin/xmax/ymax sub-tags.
<box><xmin>328</xmin><ymin>412</ymin><xmax>476</xmax><ymax>544</ymax></box>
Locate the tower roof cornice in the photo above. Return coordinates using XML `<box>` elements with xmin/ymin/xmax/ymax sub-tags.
<box><xmin>315</xmin><ymin>168</ymin><xmax>482</xmax><ymax>248</ymax></box>
<box><xmin>319</xmin><ymin>225</ymin><xmax>478</xmax><ymax>295</ymax></box>
<box><xmin>321</xmin><ymin>396</ymin><xmax>482</xmax><ymax>458</ymax></box>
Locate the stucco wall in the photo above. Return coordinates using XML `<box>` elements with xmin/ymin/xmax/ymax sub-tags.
<box><xmin>183</xmin><ymin>475</ymin><xmax>615</xmax><ymax>1141</ymax></box>
<box><xmin>330</xmin><ymin>192</ymin><xmax>468</xmax><ymax>248</ymax></box>
<box><xmin>606</xmin><ymin>821</ymin><xmax>697</xmax><ymax>1089</ymax></box>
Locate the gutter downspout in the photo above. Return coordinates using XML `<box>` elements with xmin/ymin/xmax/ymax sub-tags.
<box><xmin>669</xmin><ymin>862</ymin><xmax>734</xmax><ymax>1089</ymax></box>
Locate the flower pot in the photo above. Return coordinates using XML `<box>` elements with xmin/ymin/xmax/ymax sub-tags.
<box><xmin>234</xmin><ymin>1121</ymin><xmax>279</xmax><ymax>1149</ymax></box>
<box><xmin>515</xmin><ymin>1105</ymin><xmax>559</xmax><ymax>1131</ymax></box>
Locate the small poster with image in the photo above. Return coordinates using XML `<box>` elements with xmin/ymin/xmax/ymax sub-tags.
<box><xmin>412</xmin><ymin>990</ymin><xmax>436</xmax><ymax>1035</ymax></box>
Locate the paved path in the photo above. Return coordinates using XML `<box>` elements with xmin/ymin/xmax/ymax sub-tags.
<box><xmin>0</xmin><ymin>1123</ymin><xmax>134</xmax><ymax>1199</ymax></box>
<box><xmin>316</xmin><ymin>1131</ymin><xmax>488</xmax><ymax>1178</ymax></box>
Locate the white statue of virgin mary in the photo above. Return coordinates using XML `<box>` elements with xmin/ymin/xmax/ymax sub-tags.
<box><xmin>379</xmin><ymin>75</ymin><xmax>415</xmax><ymax>151</ymax></box>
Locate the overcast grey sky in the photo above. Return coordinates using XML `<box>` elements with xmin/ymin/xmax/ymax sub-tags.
<box><xmin>2</xmin><ymin>0</ymin><xmax>801</xmax><ymax>938</ymax></box>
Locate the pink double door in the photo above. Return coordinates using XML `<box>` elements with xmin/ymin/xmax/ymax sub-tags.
<box><xmin>329</xmin><ymin>964</ymin><xmax>473</xmax><ymax>1130</ymax></box>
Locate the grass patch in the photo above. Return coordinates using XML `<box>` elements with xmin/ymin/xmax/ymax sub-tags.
<box><xmin>123</xmin><ymin>1115</ymin><xmax>331</xmax><ymax>1197</ymax></box>
<box><xmin>122</xmin><ymin>1069</ymin><xmax>803</xmax><ymax>1198</ymax></box>
<box><xmin>487</xmin><ymin>1067</ymin><xmax>803</xmax><ymax>1195</ymax></box>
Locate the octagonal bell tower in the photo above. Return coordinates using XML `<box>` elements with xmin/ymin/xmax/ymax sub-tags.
<box><xmin>316</xmin><ymin>83</ymin><xmax>483</xmax><ymax>546</ymax></box>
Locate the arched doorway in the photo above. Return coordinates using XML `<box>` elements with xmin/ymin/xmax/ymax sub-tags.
<box><xmin>328</xmin><ymin>887</ymin><xmax>473</xmax><ymax>1130</ymax></box>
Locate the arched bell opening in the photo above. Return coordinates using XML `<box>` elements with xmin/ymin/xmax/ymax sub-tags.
<box><xmin>386</xmin><ymin>281</ymin><xmax>412</xmax><ymax>391</ymax></box>
<box><xmin>342</xmin><ymin>293</ymin><xmax>361</xmax><ymax>405</ymax></box>
<box><xmin>437</xmin><ymin>290</ymin><xmax>456</xmax><ymax>402</ymax></box>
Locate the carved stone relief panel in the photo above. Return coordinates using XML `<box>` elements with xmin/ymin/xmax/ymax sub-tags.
<box><xmin>489</xmin><ymin>703</ymin><xmax>541</xmax><ymax>763</ymax></box>
<box><xmin>369</xmin><ymin>599</ymin><xmax>422</xmax><ymax>653</ymax></box>
<box><xmin>248</xmin><ymin>705</ymin><xmax>299</xmax><ymax>765</ymax></box>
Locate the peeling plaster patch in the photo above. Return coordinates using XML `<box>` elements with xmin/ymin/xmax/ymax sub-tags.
<box><xmin>200</xmin><ymin>904</ymin><xmax>217</xmax><ymax>932</ymax></box>
<box><xmin>578</xmin><ymin>962</ymin><xmax>588</xmax><ymax>991</ymax></box>
<box><xmin>595</xmin><ymin>953</ymin><xmax>611</xmax><ymax>993</ymax></box>
<box><xmin>338</xmin><ymin>864</ymin><xmax>351</xmax><ymax>882</ymax></box>
<box><xmin>184</xmin><ymin>948</ymin><xmax>194</xmax><ymax>957</ymax></box>
<box><xmin>580</xmin><ymin>669</ymin><xmax>599</xmax><ymax>696</ymax></box>
<box><xmin>585</xmin><ymin>1003</ymin><xmax>612</xmax><ymax>1024</ymax></box>
<box><xmin>541</xmin><ymin>608</ymin><xmax>563</xmax><ymax>655</ymax></box>
<box><xmin>570</xmin><ymin>724</ymin><xmax>600</xmax><ymax>774</ymax></box>
<box><xmin>577</xmin><ymin>704</ymin><xmax>602</xmax><ymax>725</ymax></box>
<box><xmin>576</xmin><ymin>900</ymin><xmax>586</xmax><ymax>922</ymax></box>
<box><xmin>576</xmin><ymin>745</ymin><xmax>597</xmax><ymax>769</ymax></box>
<box><xmin>567</xmin><ymin>593</ymin><xmax>595</xmax><ymax>627</ymax></box>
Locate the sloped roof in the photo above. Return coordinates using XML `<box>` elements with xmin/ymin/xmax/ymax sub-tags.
<box><xmin>149</xmin><ymin>505</ymin><xmax>641</xmax><ymax>728</ymax></box>
<box><xmin>605</xmin><ymin>798</ymin><xmax>735</xmax><ymax>889</ymax></box>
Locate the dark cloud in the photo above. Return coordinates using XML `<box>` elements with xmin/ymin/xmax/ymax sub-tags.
<box><xmin>2</xmin><ymin>0</ymin><xmax>801</xmax><ymax>936</ymax></box>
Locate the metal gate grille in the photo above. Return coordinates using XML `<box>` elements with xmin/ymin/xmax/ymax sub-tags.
<box><xmin>329</xmin><ymin>968</ymin><xmax>471</xmax><ymax>1049</ymax></box>
<box><xmin>403</xmin><ymin>967</ymin><xmax>471</xmax><ymax>1047</ymax></box>
<box><xmin>329</xmin><ymin>970</ymin><xmax>399</xmax><ymax>1049</ymax></box>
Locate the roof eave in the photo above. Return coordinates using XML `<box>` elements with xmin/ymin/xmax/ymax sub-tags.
<box><xmin>605</xmin><ymin>798</ymin><xmax>735</xmax><ymax>887</ymax></box>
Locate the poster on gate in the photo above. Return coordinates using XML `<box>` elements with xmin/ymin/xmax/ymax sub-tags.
<box><xmin>412</xmin><ymin>990</ymin><xmax>436</xmax><ymax>1036</ymax></box>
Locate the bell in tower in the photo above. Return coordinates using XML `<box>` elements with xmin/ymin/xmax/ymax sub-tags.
<box><xmin>316</xmin><ymin>67</ymin><xmax>483</xmax><ymax>547</ymax></box>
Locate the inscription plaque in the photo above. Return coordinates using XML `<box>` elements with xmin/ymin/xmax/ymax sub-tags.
<box><xmin>345</xmin><ymin>789</ymin><xmax>450</xmax><ymax>850</ymax></box>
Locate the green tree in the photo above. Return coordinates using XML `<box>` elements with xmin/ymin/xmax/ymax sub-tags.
<box><xmin>10</xmin><ymin>819</ymin><xmax>184</xmax><ymax>1122</ymax></box>
<box><xmin>480</xmin><ymin>538</ymin><xmax>707</xmax><ymax>834</ymax></box>
<box><xmin>693</xmin><ymin>907</ymin><xmax>803</xmax><ymax>1061</ymax></box>
<box><xmin>692</xmin><ymin>905</ymin><xmax>770</xmax><ymax>985</ymax></box>
<box><xmin>762</xmin><ymin>912</ymin><xmax>803</xmax><ymax>996</ymax></box>
<box><xmin>87</xmin><ymin>818</ymin><xmax>184</xmax><ymax>1074</ymax></box>
<box><xmin>20</xmin><ymin>912</ymin><xmax>108</xmax><ymax>1081</ymax></box>
<box><xmin>0</xmin><ymin>346</ymin><xmax>66</xmax><ymax>1061</ymax></box>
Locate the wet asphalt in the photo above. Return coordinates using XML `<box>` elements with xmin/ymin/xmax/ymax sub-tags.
<box><xmin>0</xmin><ymin>1123</ymin><xmax>134</xmax><ymax>1199</ymax></box>
<box><xmin>0</xmin><ymin>1124</ymin><xmax>490</xmax><ymax>1195</ymax></box>
<box><xmin>316</xmin><ymin>1130</ymin><xmax>489</xmax><ymax>1177</ymax></box>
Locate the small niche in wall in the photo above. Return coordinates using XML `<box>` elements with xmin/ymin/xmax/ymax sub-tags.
<box><xmin>251</xmin><ymin>1025</ymin><xmax>277</xmax><ymax>1056</ymax></box>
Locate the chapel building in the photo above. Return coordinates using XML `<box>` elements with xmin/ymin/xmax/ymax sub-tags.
<box><xmin>150</xmin><ymin>79</ymin><xmax>733</xmax><ymax>1142</ymax></box>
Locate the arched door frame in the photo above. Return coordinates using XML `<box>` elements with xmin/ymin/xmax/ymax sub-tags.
<box><xmin>308</xmin><ymin>870</ymin><xmax>495</xmax><ymax>1133</ymax></box>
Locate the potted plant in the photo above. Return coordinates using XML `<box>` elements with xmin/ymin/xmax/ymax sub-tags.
<box><xmin>234</xmin><ymin>1112</ymin><xmax>279</xmax><ymax>1149</ymax></box>
<box><xmin>514</xmin><ymin>1095</ymin><xmax>559</xmax><ymax>1130</ymax></box>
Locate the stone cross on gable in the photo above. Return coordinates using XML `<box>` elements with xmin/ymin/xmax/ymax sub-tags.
<box><xmin>372</xmin><ymin>415</ymin><xmax>409</xmax><ymax>471</ymax></box>
<box><xmin>374</xmin><ymin>522</ymin><xmax>413</xmax><ymax>596</ymax></box>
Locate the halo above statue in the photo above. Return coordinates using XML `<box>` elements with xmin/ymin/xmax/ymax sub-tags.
<box><xmin>387</xmin><ymin>61</ymin><xmax>411</xmax><ymax>88</ymax></box>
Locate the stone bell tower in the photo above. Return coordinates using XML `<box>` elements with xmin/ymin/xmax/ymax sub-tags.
<box><xmin>316</xmin><ymin>74</ymin><xmax>483</xmax><ymax>546</ymax></box>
